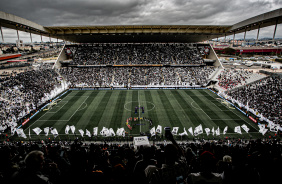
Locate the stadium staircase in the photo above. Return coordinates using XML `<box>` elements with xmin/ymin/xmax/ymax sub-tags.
<box><xmin>230</xmin><ymin>73</ymin><xmax>268</xmax><ymax>91</ymax></box>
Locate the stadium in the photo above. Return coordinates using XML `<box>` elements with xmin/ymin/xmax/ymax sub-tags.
<box><xmin>0</xmin><ymin>3</ymin><xmax>282</xmax><ymax>184</ymax></box>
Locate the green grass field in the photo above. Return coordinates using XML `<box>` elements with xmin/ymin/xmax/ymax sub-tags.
<box><xmin>22</xmin><ymin>89</ymin><xmax>265</xmax><ymax>141</ymax></box>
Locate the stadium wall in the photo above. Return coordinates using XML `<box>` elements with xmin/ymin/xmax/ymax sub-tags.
<box><xmin>208</xmin><ymin>44</ymin><xmax>223</xmax><ymax>68</ymax></box>
<box><xmin>53</xmin><ymin>44</ymin><xmax>67</xmax><ymax>69</ymax></box>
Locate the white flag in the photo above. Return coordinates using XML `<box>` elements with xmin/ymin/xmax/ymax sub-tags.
<box><xmin>194</xmin><ymin>124</ymin><xmax>203</xmax><ymax>136</ymax></box>
<box><xmin>223</xmin><ymin>126</ymin><xmax>228</xmax><ymax>135</ymax></box>
<box><xmin>212</xmin><ymin>127</ymin><xmax>215</xmax><ymax>136</ymax></box>
<box><xmin>118</xmin><ymin>128</ymin><xmax>125</xmax><ymax>136</ymax></box>
<box><xmin>86</xmin><ymin>129</ymin><xmax>91</xmax><ymax>137</ymax></box>
<box><xmin>51</xmin><ymin>128</ymin><xmax>58</xmax><ymax>137</ymax></box>
<box><xmin>79</xmin><ymin>129</ymin><xmax>84</xmax><ymax>137</ymax></box>
<box><xmin>269</xmin><ymin>123</ymin><xmax>278</xmax><ymax>132</ymax></box>
<box><xmin>11</xmin><ymin>127</ymin><xmax>16</xmax><ymax>136</ymax></box>
<box><xmin>188</xmin><ymin>127</ymin><xmax>193</xmax><ymax>136</ymax></box>
<box><xmin>44</xmin><ymin>127</ymin><xmax>49</xmax><ymax>136</ymax></box>
<box><xmin>172</xmin><ymin>127</ymin><xmax>179</xmax><ymax>135</ymax></box>
<box><xmin>0</xmin><ymin>125</ymin><xmax>7</xmax><ymax>131</ymax></box>
<box><xmin>258</xmin><ymin>124</ymin><xmax>268</xmax><ymax>135</ymax></box>
<box><xmin>150</xmin><ymin>126</ymin><xmax>156</xmax><ymax>136</ymax></box>
<box><xmin>241</xmin><ymin>124</ymin><xmax>249</xmax><ymax>133</ymax></box>
<box><xmin>215</xmin><ymin>127</ymin><xmax>220</xmax><ymax>136</ymax></box>
<box><xmin>205</xmin><ymin>128</ymin><xmax>210</xmax><ymax>136</ymax></box>
<box><xmin>65</xmin><ymin>125</ymin><xmax>70</xmax><ymax>134</ymax></box>
<box><xmin>16</xmin><ymin>128</ymin><xmax>27</xmax><ymax>139</ymax></box>
<box><xmin>234</xmin><ymin>126</ymin><xmax>242</xmax><ymax>134</ymax></box>
<box><xmin>156</xmin><ymin>125</ymin><xmax>162</xmax><ymax>134</ymax></box>
<box><xmin>93</xmin><ymin>127</ymin><xmax>98</xmax><ymax>136</ymax></box>
<box><xmin>100</xmin><ymin>127</ymin><xmax>109</xmax><ymax>136</ymax></box>
<box><xmin>109</xmin><ymin>128</ymin><xmax>116</xmax><ymax>136</ymax></box>
<box><xmin>70</xmin><ymin>125</ymin><xmax>75</xmax><ymax>134</ymax></box>
<box><xmin>33</xmin><ymin>127</ymin><xmax>42</xmax><ymax>135</ymax></box>
<box><xmin>179</xmin><ymin>128</ymin><xmax>188</xmax><ymax>136</ymax></box>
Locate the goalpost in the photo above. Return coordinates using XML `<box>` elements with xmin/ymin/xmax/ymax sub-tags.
<box><xmin>217</xmin><ymin>98</ymin><xmax>235</xmax><ymax>109</ymax></box>
<box><xmin>43</xmin><ymin>99</ymin><xmax>61</xmax><ymax>111</ymax></box>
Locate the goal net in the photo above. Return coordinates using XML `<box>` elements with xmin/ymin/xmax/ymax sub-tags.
<box><xmin>43</xmin><ymin>99</ymin><xmax>61</xmax><ymax>111</ymax></box>
<box><xmin>217</xmin><ymin>98</ymin><xmax>235</xmax><ymax>109</ymax></box>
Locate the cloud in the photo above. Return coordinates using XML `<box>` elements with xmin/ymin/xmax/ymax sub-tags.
<box><xmin>0</xmin><ymin>0</ymin><xmax>281</xmax><ymax>42</ymax></box>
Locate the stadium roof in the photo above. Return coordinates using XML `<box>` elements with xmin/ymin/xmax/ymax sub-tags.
<box><xmin>45</xmin><ymin>25</ymin><xmax>231</xmax><ymax>43</ymax></box>
<box><xmin>1</xmin><ymin>8</ymin><xmax>282</xmax><ymax>43</ymax></box>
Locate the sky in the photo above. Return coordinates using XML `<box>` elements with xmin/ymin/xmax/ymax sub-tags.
<box><xmin>0</xmin><ymin>0</ymin><xmax>282</xmax><ymax>43</ymax></box>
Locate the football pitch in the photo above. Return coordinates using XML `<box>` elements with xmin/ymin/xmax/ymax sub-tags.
<box><xmin>23</xmin><ymin>89</ymin><xmax>264</xmax><ymax>141</ymax></box>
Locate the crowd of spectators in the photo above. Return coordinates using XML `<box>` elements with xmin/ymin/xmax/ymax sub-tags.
<box><xmin>0</xmin><ymin>135</ymin><xmax>280</xmax><ymax>184</ymax></box>
<box><xmin>0</xmin><ymin>65</ymin><xmax>62</xmax><ymax>132</ymax></box>
<box><xmin>217</xmin><ymin>69</ymin><xmax>253</xmax><ymax>90</ymax></box>
<box><xmin>66</xmin><ymin>43</ymin><xmax>206</xmax><ymax>65</ymax></box>
<box><xmin>59</xmin><ymin>66</ymin><xmax>216</xmax><ymax>88</ymax></box>
<box><xmin>229</xmin><ymin>75</ymin><xmax>282</xmax><ymax>125</ymax></box>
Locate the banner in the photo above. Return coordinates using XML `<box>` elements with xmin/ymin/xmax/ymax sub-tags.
<box><xmin>133</xmin><ymin>136</ymin><xmax>150</xmax><ymax>147</ymax></box>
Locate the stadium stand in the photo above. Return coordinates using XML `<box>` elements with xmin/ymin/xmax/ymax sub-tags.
<box><xmin>229</xmin><ymin>75</ymin><xmax>282</xmax><ymax>125</ymax></box>
<box><xmin>65</xmin><ymin>43</ymin><xmax>206</xmax><ymax>65</ymax></box>
<box><xmin>0</xmin><ymin>64</ymin><xmax>65</xmax><ymax>132</ymax></box>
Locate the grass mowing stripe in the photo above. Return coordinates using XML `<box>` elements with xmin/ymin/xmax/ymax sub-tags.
<box><xmin>98</xmin><ymin>91</ymin><xmax>121</xmax><ymax>129</ymax></box>
<box><xmin>179</xmin><ymin>90</ymin><xmax>218</xmax><ymax>129</ymax></box>
<box><xmin>26</xmin><ymin>91</ymin><xmax>88</xmax><ymax>132</ymax></box>
<box><xmin>110</xmin><ymin>91</ymin><xmax>127</xmax><ymax>131</ymax></box>
<box><xmin>189</xmin><ymin>90</ymin><xmax>221</xmax><ymax>120</ymax></box>
<box><xmin>203</xmin><ymin>90</ymin><xmax>259</xmax><ymax>132</ymax></box>
<box><xmin>172</xmin><ymin>90</ymin><xmax>203</xmax><ymax>128</ymax></box>
<box><xmin>120</xmin><ymin>91</ymin><xmax>133</xmax><ymax>130</ymax></box>
<box><xmin>144</xmin><ymin>91</ymin><xmax>158</xmax><ymax>125</ymax></box>
<box><xmin>88</xmin><ymin>91</ymin><xmax>112</xmax><ymax>129</ymax></box>
<box><xmin>191</xmin><ymin>90</ymin><xmax>246</xmax><ymax>132</ymax></box>
<box><xmin>164</xmin><ymin>90</ymin><xmax>190</xmax><ymax>129</ymax></box>
<box><xmin>196</xmin><ymin>90</ymin><xmax>240</xmax><ymax>122</ymax></box>
<box><xmin>130</xmin><ymin>91</ymin><xmax>138</xmax><ymax>134</ymax></box>
<box><xmin>57</xmin><ymin>91</ymin><xmax>92</xmax><ymax>133</ymax></box>
<box><xmin>157</xmin><ymin>90</ymin><xmax>181</xmax><ymax>129</ymax></box>
<box><xmin>72</xmin><ymin>91</ymin><xmax>101</xmax><ymax>130</ymax></box>
<box><xmin>138</xmin><ymin>90</ymin><xmax>148</xmax><ymax>133</ymax></box>
<box><xmin>150</xmin><ymin>90</ymin><xmax>171</xmax><ymax>129</ymax></box>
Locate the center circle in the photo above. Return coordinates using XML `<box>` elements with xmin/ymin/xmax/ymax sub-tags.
<box><xmin>124</xmin><ymin>101</ymin><xmax>155</xmax><ymax>112</ymax></box>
